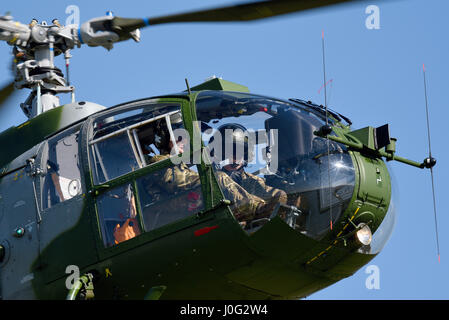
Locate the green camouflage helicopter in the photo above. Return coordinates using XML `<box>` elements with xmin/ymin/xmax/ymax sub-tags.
<box><xmin>0</xmin><ymin>0</ymin><xmax>438</xmax><ymax>300</ymax></box>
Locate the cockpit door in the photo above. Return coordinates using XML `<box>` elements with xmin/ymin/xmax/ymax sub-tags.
<box><xmin>85</xmin><ymin>100</ymin><xmax>208</xmax><ymax>261</ymax></box>
<box><xmin>32</xmin><ymin>125</ymin><xmax>97</xmax><ymax>284</ymax></box>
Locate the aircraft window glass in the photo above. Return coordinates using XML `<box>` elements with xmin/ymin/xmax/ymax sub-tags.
<box><xmin>196</xmin><ymin>91</ymin><xmax>355</xmax><ymax>239</ymax></box>
<box><xmin>132</xmin><ymin>111</ymin><xmax>185</xmax><ymax>166</ymax></box>
<box><xmin>136</xmin><ymin>162</ymin><xmax>204</xmax><ymax>232</ymax></box>
<box><xmin>96</xmin><ymin>183</ymin><xmax>141</xmax><ymax>247</ymax></box>
<box><xmin>42</xmin><ymin>128</ymin><xmax>82</xmax><ymax>210</ymax></box>
<box><xmin>92</xmin><ymin>104</ymin><xmax>180</xmax><ymax>140</ymax></box>
<box><xmin>89</xmin><ymin>105</ymin><xmax>183</xmax><ymax>184</ymax></box>
<box><xmin>91</xmin><ymin>132</ymin><xmax>140</xmax><ymax>184</ymax></box>
<box><xmin>94</xmin><ymin>105</ymin><xmax>203</xmax><ymax>238</ymax></box>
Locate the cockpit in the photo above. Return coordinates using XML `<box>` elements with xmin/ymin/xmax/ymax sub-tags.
<box><xmin>82</xmin><ymin>90</ymin><xmax>394</xmax><ymax>252</ymax></box>
<box><xmin>196</xmin><ymin>91</ymin><xmax>356</xmax><ymax>240</ymax></box>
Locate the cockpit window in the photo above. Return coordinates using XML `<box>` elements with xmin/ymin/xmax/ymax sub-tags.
<box><xmin>196</xmin><ymin>91</ymin><xmax>355</xmax><ymax>239</ymax></box>
<box><xmin>96</xmin><ymin>183</ymin><xmax>142</xmax><ymax>247</ymax></box>
<box><xmin>89</xmin><ymin>104</ymin><xmax>183</xmax><ymax>184</ymax></box>
<box><xmin>91</xmin><ymin>101</ymin><xmax>205</xmax><ymax>247</ymax></box>
<box><xmin>42</xmin><ymin>126</ymin><xmax>82</xmax><ymax>210</ymax></box>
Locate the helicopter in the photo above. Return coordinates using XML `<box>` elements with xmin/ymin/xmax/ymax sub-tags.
<box><xmin>0</xmin><ymin>0</ymin><xmax>442</xmax><ymax>300</ymax></box>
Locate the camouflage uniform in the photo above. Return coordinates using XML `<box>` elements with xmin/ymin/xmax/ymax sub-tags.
<box><xmin>215</xmin><ymin>170</ymin><xmax>266</xmax><ymax>221</ymax></box>
<box><xmin>221</xmin><ymin>166</ymin><xmax>288</xmax><ymax>218</ymax></box>
<box><xmin>147</xmin><ymin>154</ymin><xmax>266</xmax><ymax>221</ymax></box>
<box><xmin>149</xmin><ymin>154</ymin><xmax>201</xmax><ymax>193</ymax></box>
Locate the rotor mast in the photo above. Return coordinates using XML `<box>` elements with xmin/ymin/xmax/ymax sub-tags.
<box><xmin>0</xmin><ymin>13</ymin><xmax>138</xmax><ymax>119</ymax></box>
<box><xmin>1</xmin><ymin>0</ymin><xmax>364</xmax><ymax>119</ymax></box>
<box><xmin>1</xmin><ymin>16</ymin><xmax>74</xmax><ymax>118</ymax></box>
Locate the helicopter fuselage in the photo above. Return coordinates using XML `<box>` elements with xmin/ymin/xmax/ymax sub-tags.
<box><xmin>0</xmin><ymin>83</ymin><xmax>394</xmax><ymax>300</ymax></box>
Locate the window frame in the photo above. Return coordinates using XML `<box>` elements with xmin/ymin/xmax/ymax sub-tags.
<box><xmin>95</xmin><ymin>181</ymin><xmax>144</xmax><ymax>248</ymax></box>
<box><xmin>89</xmin><ymin>108</ymin><xmax>182</xmax><ymax>185</ymax></box>
<box><xmin>82</xmin><ymin>97</ymin><xmax>215</xmax><ymax>258</ymax></box>
<box><xmin>37</xmin><ymin>124</ymin><xmax>83</xmax><ymax>212</ymax></box>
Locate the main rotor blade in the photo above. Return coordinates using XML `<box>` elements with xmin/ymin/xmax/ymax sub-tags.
<box><xmin>111</xmin><ymin>0</ymin><xmax>361</xmax><ymax>33</ymax></box>
<box><xmin>0</xmin><ymin>81</ymin><xmax>15</xmax><ymax>110</ymax></box>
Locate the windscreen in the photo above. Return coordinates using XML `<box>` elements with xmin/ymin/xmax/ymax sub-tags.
<box><xmin>196</xmin><ymin>91</ymin><xmax>355</xmax><ymax>239</ymax></box>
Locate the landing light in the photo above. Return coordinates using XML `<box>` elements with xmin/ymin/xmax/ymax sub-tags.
<box><xmin>356</xmin><ymin>224</ymin><xmax>372</xmax><ymax>246</ymax></box>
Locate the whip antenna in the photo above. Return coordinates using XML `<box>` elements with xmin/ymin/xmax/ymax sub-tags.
<box><xmin>422</xmin><ymin>63</ymin><xmax>440</xmax><ymax>263</ymax></box>
<box><xmin>322</xmin><ymin>31</ymin><xmax>328</xmax><ymax>115</ymax></box>
<box><xmin>322</xmin><ymin>30</ymin><xmax>333</xmax><ymax>230</ymax></box>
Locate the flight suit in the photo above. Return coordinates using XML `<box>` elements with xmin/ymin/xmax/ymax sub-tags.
<box><xmin>149</xmin><ymin>154</ymin><xmax>201</xmax><ymax>193</ymax></box>
<box><xmin>147</xmin><ymin>154</ymin><xmax>266</xmax><ymax>221</ymax></box>
<box><xmin>215</xmin><ymin>170</ymin><xmax>267</xmax><ymax>221</ymax></box>
<box><xmin>220</xmin><ymin>166</ymin><xmax>288</xmax><ymax>219</ymax></box>
<box><xmin>222</xmin><ymin>167</ymin><xmax>288</xmax><ymax>205</ymax></box>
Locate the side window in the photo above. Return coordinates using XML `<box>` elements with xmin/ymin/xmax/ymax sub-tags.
<box><xmin>136</xmin><ymin>163</ymin><xmax>204</xmax><ymax>232</ymax></box>
<box><xmin>89</xmin><ymin>105</ymin><xmax>183</xmax><ymax>185</ymax></box>
<box><xmin>92</xmin><ymin>103</ymin><xmax>205</xmax><ymax>246</ymax></box>
<box><xmin>96</xmin><ymin>184</ymin><xmax>141</xmax><ymax>247</ymax></box>
<box><xmin>91</xmin><ymin>132</ymin><xmax>140</xmax><ymax>184</ymax></box>
<box><xmin>42</xmin><ymin>128</ymin><xmax>82</xmax><ymax>210</ymax></box>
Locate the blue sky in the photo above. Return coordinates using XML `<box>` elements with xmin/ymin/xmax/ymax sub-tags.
<box><xmin>1</xmin><ymin>0</ymin><xmax>448</xmax><ymax>299</ymax></box>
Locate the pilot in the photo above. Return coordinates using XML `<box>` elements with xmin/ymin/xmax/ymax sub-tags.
<box><xmin>146</xmin><ymin>113</ymin><xmax>201</xmax><ymax>193</ymax></box>
<box><xmin>145</xmin><ymin>122</ymin><xmax>272</xmax><ymax>223</ymax></box>
<box><xmin>140</xmin><ymin>112</ymin><xmax>184</xmax><ymax>164</ymax></box>
<box><xmin>216</xmin><ymin>124</ymin><xmax>288</xmax><ymax>218</ymax></box>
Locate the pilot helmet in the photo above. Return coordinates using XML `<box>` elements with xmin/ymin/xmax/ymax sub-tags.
<box><xmin>154</xmin><ymin>112</ymin><xmax>184</xmax><ymax>153</ymax></box>
<box><xmin>170</xmin><ymin>112</ymin><xmax>183</xmax><ymax>129</ymax></box>
<box><xmin>212</xmin><ymin>123</ymin><xmax>254</xmax><ymax>165</ymax></box>
<box><xmin>153</xmin><ymin>120</ymin><xmax>171</xmax><ymax>153</ymax></box>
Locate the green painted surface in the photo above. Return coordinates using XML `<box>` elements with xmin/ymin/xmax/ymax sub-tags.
<box><xmin>190</xmin><ymin>78</ymin><xmax>250</xmax><ymax>93</ymax></box>
<box><xmin>1</xmin><ymin>90</ymin><xmax>396</xmax><ymax>299</ymax></box>
<box><xmin>348</xmin><ymin>126</ymin><xmax>376</xmax><ymax>150</ymax></box>
<box><xmin>0</xmin><ymin>108</ymin><xmax>62</xmax><ymax>170</ymax></box>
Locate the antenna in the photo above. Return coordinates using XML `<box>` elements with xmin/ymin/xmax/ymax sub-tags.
<box><xmin>185</xmin><ymin>78</ymin><xmax>191</xmax><ymax>95</ymax></box>
<box><xmin>322</xmin><ymin>30</ymin><xmax>333</xmax><ymax>230</ymax></box>
<box><xmin>422</xmin><ymin>64</ymin><xmax>440</xmax><ymax>263</ymax></box>
<box><xmin>322</xmin><ymin>30</ymin><xmax>328</xmax><ymax>116</ymax></box>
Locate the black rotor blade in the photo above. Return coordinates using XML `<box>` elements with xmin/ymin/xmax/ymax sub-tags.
<box><xmin>0</xmin><ymin>81</ymin><xmax>15</xmax><ymax>111</ymax></box>
<box><xmin>111</xmin><ymin>0</ymin><xmax>361</xmax><ymax>33</ymax></box>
